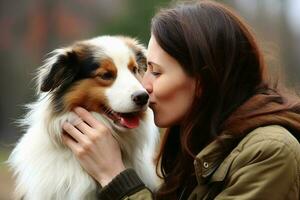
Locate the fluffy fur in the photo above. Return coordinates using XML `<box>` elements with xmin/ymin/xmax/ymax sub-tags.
<box><xmin>8</xmin><ymin>36</ymin><xmax>159</xmax><ymax>200</ymax></box>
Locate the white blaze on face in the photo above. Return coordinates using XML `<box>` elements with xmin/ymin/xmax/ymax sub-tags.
<box><xmin>89</xmin><ymin>36</ymin><xmax>147</xmax><ymax>113</ymax></box>
<box><xmin>108</xmin><ymin>66</ymin><xmax>147</xmax><ymax>113</ymax></box>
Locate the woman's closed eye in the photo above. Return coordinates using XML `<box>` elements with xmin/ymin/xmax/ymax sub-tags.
<box><xmin>151</xmin><ymin>69</ymin><xmax>161</xmax><ymax>76</ymax></box>
<box><xmin>147</xmin><ymin>62</ymin><xmax>162</xmax><ymax>77</ymax></box>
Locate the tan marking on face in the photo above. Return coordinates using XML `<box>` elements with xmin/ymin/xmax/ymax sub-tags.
<box><xmin>93</xmin><ymin>58</ymin><xmax>117</xmax><ymax>86</ymax></box>
<box><xmin>127</xmin><ymin>57</ymin><xmax>138</xmax><ymax>72</ymax></box>
<box><xmin>63</xmin><ymin>79</ymin><xmax>108</xmax><ymax>112</ymax></box>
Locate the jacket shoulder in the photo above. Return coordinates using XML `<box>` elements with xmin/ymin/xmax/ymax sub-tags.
<box><xmin>237</xmin><ymin>125</ymin><xmax>300</xmax><ymax>158</ymax></box>
<box><xmin>213</xmin><ymin>125</ymin><xmax>300</xmax><ymax>199</ymax></box>
<box><xmin>231</xmin><ymin>125</ymin><xmax>300</xmax><ymax>175</ymax></box>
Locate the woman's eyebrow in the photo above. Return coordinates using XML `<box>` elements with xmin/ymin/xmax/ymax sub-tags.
<box><xmin>147</xmin><ymin>61</ymin><xmax>162</xmax><ymax>68</ymax></box>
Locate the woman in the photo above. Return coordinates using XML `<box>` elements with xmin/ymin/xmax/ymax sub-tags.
<box><xmin>62</xmin><ymin>1</ymin><xmax>300</xmax><ymax>199</ymax></box>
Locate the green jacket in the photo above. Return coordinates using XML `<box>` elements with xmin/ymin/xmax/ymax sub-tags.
<box><xmin>98</xmin><ymin>125</ymin><xmax>300</xmax><ymax>200</ymax></box>
<box><xmin>98</xmin><ymin>91</ymin><xmax>300</xmax><ymax>200</ymax></box>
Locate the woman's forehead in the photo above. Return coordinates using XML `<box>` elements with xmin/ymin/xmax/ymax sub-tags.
<box><xmin>147</xmin><ymin>36</ymin><xmax>178</xmax><ymax>68</ymax></box>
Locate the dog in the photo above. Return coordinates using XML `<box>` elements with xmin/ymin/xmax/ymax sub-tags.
<box><xmin>8</xmin><ymin>36</ymin><xmax>159</xmax><ymax>200</ymax></box>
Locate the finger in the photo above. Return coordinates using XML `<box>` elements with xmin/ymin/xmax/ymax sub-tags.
<box><xmin>69</xmin><ymin>115</ymin><xmax>84</xmax><ymax>126</ymax></box>
<box><xmin>63</xmin><ymin>122</ymin><xmax>88</xmax><ymax>144</ymax></box>
<box><xmin>73</xmin><ymin>120</ymin><xmax>95</xmax><ymax>138</ymax></box>
<box><xmin>62</xmin><ymin>133</ymin><xmax>81</xmax><ymax>151</ymax></box>
<box><xmin>62</xmin><ymin>134</ymin><xmax>94</xmax><ymax>161</ymax></box>
<box><xmin>74</xmin><ymin>107</ymin><xmax>105</xmax><ymax>129</ymax></box>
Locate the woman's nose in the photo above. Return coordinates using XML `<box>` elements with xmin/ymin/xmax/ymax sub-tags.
<box><xmin>142</xmin><ymin>72</ymin><xmax>153</xmax><ymax>94</ymax></box>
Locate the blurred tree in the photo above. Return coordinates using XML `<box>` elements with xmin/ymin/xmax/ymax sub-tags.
<box><xmin>100</xmin><ymin>0</ymin><xmax>170</xmax><ymax>44</ymax></box>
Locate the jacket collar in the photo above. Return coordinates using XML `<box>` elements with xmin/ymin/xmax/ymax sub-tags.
<box><xmin>194</xmin><ymin>134</ymin><xmax>239</xmax><ymax>184</ymax></box>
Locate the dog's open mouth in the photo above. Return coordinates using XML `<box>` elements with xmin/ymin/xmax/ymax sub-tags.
<box><xmin>102</xmin><ymin>106</ymin><xmax>142</xmax><ymax>129</ymax></box>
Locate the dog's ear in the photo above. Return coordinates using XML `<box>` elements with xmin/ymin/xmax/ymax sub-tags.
<box><xmin>39</xmin><ymin>50</ymin><xmax>80</xmax><ymax>92</ymax></box>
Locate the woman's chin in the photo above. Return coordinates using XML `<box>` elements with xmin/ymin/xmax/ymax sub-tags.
<box><xmin>154</xmin><ymin>118</ymin><xmax>171</xmax><ymax>128</ymax></box>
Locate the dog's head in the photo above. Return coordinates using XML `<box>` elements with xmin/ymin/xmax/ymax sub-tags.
<box><xmin>38</xmin><ymin>36</ymin><xmax>148</xmax><ymax>130</ymax></box>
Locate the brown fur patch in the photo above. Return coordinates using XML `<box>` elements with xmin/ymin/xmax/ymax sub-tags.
<box><xmin>72</xmin><ymin>43</ymin><xmax>93</xmax><ymax>59</ymax></box>
<box><xmin>63</xmin><ymin>79</ymin><xmax>108</xmax><ymax>112</ymax></box>
<box><xmin>127</xmin><ymin>57</ymin><xmax>138</xmax><ymax>72</ymax></box>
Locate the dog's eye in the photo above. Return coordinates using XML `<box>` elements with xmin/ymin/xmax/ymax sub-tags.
<box><xmin>99</xmin><ymin>72</ymin><xmax>114</xmax><ymax>80</ymax></box>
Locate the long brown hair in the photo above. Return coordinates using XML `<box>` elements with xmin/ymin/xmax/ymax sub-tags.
<box><xmin>151</xmin><ymin>1</ymin><xmax>267</xmax><ymax>199</ymax></box>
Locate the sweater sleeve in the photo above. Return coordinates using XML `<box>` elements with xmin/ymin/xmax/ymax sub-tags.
<box><xmin>97</xmin><ymin>168</ymin><xmax>154</xmax><ymax>200</ymax></box>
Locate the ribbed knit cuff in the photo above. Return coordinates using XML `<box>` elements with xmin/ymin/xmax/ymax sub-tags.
<box><xmin>97</xmin><ymin>168</ymin><xmax>146</xmax><ymax>200</ymax></box>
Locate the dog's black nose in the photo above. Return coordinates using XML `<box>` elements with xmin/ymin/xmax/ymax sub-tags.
<box><xmin>131</xmin><ymin>91</ymin><xmax>149</xmax><ymax>106</ymax></box>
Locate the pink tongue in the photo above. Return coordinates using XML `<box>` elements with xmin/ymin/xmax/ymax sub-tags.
<box><xmin>120</xmin><ymin>116</ymin><xmax>140</xmax><ymax>129</ymax></box>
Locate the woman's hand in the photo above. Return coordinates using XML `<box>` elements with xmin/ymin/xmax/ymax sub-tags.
<box><xmin>62</xmin><ymin>107</ymin><xmax>126</xmax><ymax>186</ymax></box>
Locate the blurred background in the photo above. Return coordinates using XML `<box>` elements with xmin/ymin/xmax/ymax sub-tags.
<box><xmin>0</xmin><ymin>0</ymin><xmax>299</xmax><ymax>199</ymax></box>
